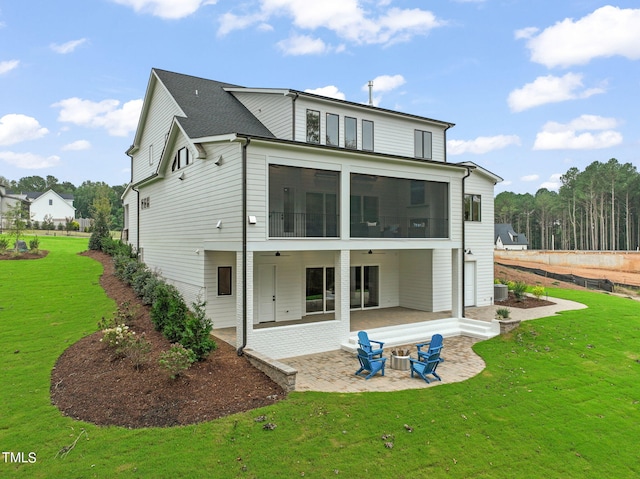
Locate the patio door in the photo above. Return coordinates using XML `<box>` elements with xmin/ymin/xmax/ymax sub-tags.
<box><xmin>305</xmin><ymin>267</ymin><xmax>335</xmax><ymax>314</ymax></box>
<box><xmin>257</xmin><ymin>264</ymin><xmax>276</xmax><ymax>323</ymax></box>
<box><xmin>350</xmin><ymin>265</ymin><xmax>379</xmax><ymax>309</ymax></box>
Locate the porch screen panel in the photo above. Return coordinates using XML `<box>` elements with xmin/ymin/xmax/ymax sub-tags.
<box><xmin>364</xmin><ymin>266</ymin><xmax>379</xmax><ymax>307</ymax></box>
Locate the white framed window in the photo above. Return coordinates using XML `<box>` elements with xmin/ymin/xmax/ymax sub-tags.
<box><xmin>414</xmin><ymin>130</ymin><xmax>432</xmax><ymax>159</ymax></box>
<box><xmin>362</xmin><ymin>120</ymin><xmax>374</xmax><ymax>151</ymax></box>
<box><xmin>171</xmin><ymin>147</ymin><xmax>190</xmax><ymax>172</ymax></box>
<box><xmin>306</xmin><ymin>109</ymin><xmax>320</xmax><ymax>143</ymax></box>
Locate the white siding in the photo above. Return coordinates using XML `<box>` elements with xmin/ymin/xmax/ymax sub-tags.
<box><xmin>399</xmin><ymin>250</ymin><xmax>433</xmax><ymax>310</ymax></box>
<box><xmin>464</xmin><ymin>171</ymin><xmax>496</xmax><ymax>307</ymax></box>
<box><xmin>204</xmin><ymin>251</ymin><xmax>237</xmax><ymax>328</ymax></box>
<box><xmin>133</xmin><ymin>80</ymin><xmax>183</xmax><ymax>184</ymax></box>
<box><xmin>293</xmin><ymin>97</ymin><xmax>448</xmax><ymax>161</ymax></box>
<box><xmin>29</xmin><ymin>190</ymin><xmax>75</xmax><ymax>224</ymax></box>
<box><xmin>231</xmin><ymin>91</ymin><xmax>292</xmax><ymax>140</ymax></box>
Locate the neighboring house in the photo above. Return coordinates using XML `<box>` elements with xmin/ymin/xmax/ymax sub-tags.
<box><xmin>122</xmin><ymin>68</ymin><xmax>502</xmax><ymax>359</ymax></box>
<box><xmin>495</xmin><ymin>224</ymin><xmax>528</xmax><ymax>250</ymax></box>
<box><xmin>26</xmin><ymin>190</ymin><xmax>76</xmax><ymax>227</ymax></box>
<box><xmin>0</xmin><ymin>184</ymin><xmax>28</xmax><ymax>233</ymax></box>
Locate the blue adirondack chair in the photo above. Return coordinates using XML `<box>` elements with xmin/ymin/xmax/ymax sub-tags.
<box><xmin>355</xmin><ymin>348</ymin><xmax>387</xmax><ymax>380</ymax></box>
<box><xmin>357</xmin><ymin>331</ymin><xmax>384</xmax><ymax>359</ymax></box>
<box><xmin>409</xmin><ymin>350</ymin><xmax>442</xmax><ymax>383</ymax></box>
<box><xmin>416</xmin><ymin>334</ymin><xmax>444</xmax><ymax>362</ymax></box>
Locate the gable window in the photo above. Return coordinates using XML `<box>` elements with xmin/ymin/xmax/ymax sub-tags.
<box><xmin>345</xmin><ymin>117</ymin><xmax>357</xmax><ymax>149</ymax></box>
<box><xmin>141</xmin><ymin>197</ymin><xmax>150</xmax><ymax>209</ymax></box>
<box><xmin>362</xmin><ymin>120</ymin><xmax>374</xmax><ymax>151</ymax></box>
<box><xmin>218</xmin><ymin>266</ymin><xmax>232</xmax><ymax>296</ymax></box>
<box><xmin>306</xmin><ymin>109</ymin><xmax>320</xmax><ymax>143</ymax></box>
<box><xmin>414</xmin><ymin>130</ymin><xmax>432</xmax><ymax>159</ymax></box>
<box><xmin>48</xmin><ymin>199</ymin><xmax>53</xmax><ymax>206</ymax></box>
<box><xmin>326</xmin><ymin>113</ymin><xmax>339</xmax><ymax>146</ymax></box>
<box><xmin>171</xmin><ymin>147</ymin><xmax>190</xmax><ymax>172</ymax></box>
<box><xmin>149</xmin><ymin>145</ymin><xmax>154</xmax><ymax>165</ymax></box>
<box><xmin>464</xmin><ymin>194</ymin><xmax>481</xmax><ymax>221</ymax></box>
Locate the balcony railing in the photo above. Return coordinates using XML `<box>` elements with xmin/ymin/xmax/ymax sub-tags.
<box><xmin>350</xmin><ymin>215</ymin><xmax>449</xmax><ymax>239</ymax></box>
<box><xmin>269</xmin><ymin>212</ymin><xmax>339</xmax><ymax>238</ymax></box>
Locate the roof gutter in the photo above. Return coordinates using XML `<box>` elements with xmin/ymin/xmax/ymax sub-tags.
<box><xmin>237</xmin><ymin>136</ymin><xmax>251</xmax><ymax>356</ymax></box>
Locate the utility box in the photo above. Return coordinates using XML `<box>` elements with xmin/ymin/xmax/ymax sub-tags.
<box><xmin>494</xmin><ymin>284</ymin><xmax>508</xmax><ymax>301</ymax></box>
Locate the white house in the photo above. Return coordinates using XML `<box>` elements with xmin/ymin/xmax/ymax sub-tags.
<box><xmin>0</xmin><ymin>184</ymin><xmax>27</xmax><ymax>233</ymax></box>
<box><xmin>495</xmin><ymin>223</ymin><xmax>528</xmax><ymax>250</ymax></box>
<box><xmin>27</xmin><ymin>190</ymin><xmax>76</xmax><ymax>226</ymax></box>
<box><xmin>122</xmin><ymin>69</ymin><xmax>502</xmax><ymax>360</ymax></box>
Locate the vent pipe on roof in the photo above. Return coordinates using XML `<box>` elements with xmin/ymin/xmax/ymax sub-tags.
<box><xmin>368</xmin><ymin>80</ymin><xmax>374</xmax><ymax>106</ymax></box>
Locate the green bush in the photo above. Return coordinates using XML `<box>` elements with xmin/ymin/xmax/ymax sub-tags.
<box><xmin>496</xmin><ymin>307</ymin><xmax>511</xmax><ymax>319</ymax></box>
<box><xmin>513</xmin><ymin>281</ymin><xmax>528</xmax><ymax>300</ymax></box>
<box><xmin>0</xmin><ymin>236</ymin><xmax>8</xmax><ymax>252</ymax></box>
<box><xmin>532</xmin><ymin>285</ymin><xmax>545</xmax><ymax>299</ymax></box>
<box><xmin>29</xmin><ymin>236</ymin><xmax>40</xmax><ymax>252</ymax></box>
<box><xmin>180</xmin><ymin>299</ymin><xmax>217</xmax><ymax>360</ymax></box>
<box><xmin>158</xmin><ymin>343</ymin><xmax>196</xmax><ymax>379</ymax></box>
<box><xmin>122</xmin><ymin>334</ymin><xmax>152</xmax><ymax>371</ymax></box>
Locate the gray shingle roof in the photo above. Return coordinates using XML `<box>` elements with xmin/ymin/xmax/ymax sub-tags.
<box><xmin>153</xmin><ymin>69</ymin><xmax>275</xmax><ymax>139</ymax></box>
<box><xmin>495</xmin><ymin>223</ymin><xmax>528</xmax><ymax>246</ymax></box>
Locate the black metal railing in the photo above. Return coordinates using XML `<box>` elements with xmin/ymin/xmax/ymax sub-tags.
<box><xmin>269</xmin><ymin>212</ymin><xmax>340</xmax><ymax>238</ymax></box>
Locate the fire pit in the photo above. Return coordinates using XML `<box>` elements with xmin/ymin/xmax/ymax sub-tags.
<box><xmin>390</xmin><ymin>348</ymin><xmax>411</xmax><ymax>371</ymax></box>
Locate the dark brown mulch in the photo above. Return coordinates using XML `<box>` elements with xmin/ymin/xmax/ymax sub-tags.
<box><xmin>494</xmin><ymin>291</ymin><xmax>555</xmax><ymax>309</ymax></box>
<box><xmin>0</xmin><ymin>250</ymin><xmax>49</xmax><ymax>260</ymax></box>
<box><xmin>50</xmin><ymin>250</ymin><xmax>285</xmax><ymax>428</ymax></box>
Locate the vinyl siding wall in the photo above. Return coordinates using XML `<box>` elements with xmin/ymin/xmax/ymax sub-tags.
<box><xmin>463</xmin><ymin>171</ymin><xmax>496</xmax><ymax>307</ymax></box>
<box><xmin>231</xmin><ymin>91</ymin><xmax>292</xmax><ymax>140</ymax></box>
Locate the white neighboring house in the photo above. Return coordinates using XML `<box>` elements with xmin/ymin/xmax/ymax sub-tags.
<box><xmin>122</xmin><ymin>69</ymin><xmax>503</xmax><ymax>360</ymax></box>
<box><xmin>26</xmin><ymin>190</ymin><xmax>76</xmax><ymax>227</ymax></box>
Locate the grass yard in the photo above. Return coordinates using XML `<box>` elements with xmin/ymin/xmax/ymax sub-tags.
<box><xmin>1</xmin><ymin>236</ymin><xmax>640</xmax><ymax>478</ymax></box>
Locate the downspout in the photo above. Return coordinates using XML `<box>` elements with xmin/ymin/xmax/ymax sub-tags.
<box><xmin>237</xmin><ymin>136</ymin><xmax>251</xmax><ymax>356</ymax></box>
<box><xmin>287</xmin><ymin>92</ymin><xmax>299</xmax><ymax>141</ymax></box>
<box><xmin>126</xmin><ymin>148</ymin><xmax>140</xmax><ymax>253</ymax></box>
<box><xmin>461</xmin><ymin>165</ymin><xmax>472</xmax><ymax>318</ymax></box>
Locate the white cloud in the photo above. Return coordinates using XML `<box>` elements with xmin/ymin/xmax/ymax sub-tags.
<box><xmin>540</xmin><ymin>173</ymin><xmax>563</xmax><ymax>191</ymax></box>
<box><xmin>523</xmin><ymin>6</ymin><xmax>640</xmax><ymax>68</ymax></box>
<box><xmin>362</xmin><ymin>74</ymin><xmax>405</xmax><ymax>93</ymax></box>
<box><xmin>533</xmin><ymin>114</ymin><xmax>623</xmax><ymax>150</ymax></box>
<box><xmin>0</xmin><ymin>151</ymin><xmax>60</xmax><ymax>169</ymax></box>
<box><xmin>52</xmin><ymin>98</ymin><xmax>143</xmax><ymax>137</ymax></box>
<box><xmin>0</xmin><ymin>114</ymin><xmax>49</xmax><ymax>146</ymax></box>
<box><xmin>447</xmin><ymin>134</ymin><xmax>521</xmax><ymax>155</ymax></box>
<box><xmin>0</xmin><ymin>59</ymin><xmax>19</xmax><ymax>75</ymax></box>
<box><xmin>277</xmin><ymin>34</ymin><xmax>329</xmax><ymax>55</ymax></box>
<box><xmin>218</xmin><ymin>1</ymin><xmax>445</xmax><ymax>48</ymax></box>
<box><xmin>508</xmin><ymin>73</ymin><xmax>605</xmax><ymax>112</ymax></box>
<box><xmin>62</xmin><ymin>140</ymin><xmax>91</xmax><ymax>151</ymax></box>
<box><xmin>514</xmin><ymin>27</ymin><xmax>538</xmax><ymax>40</ymax></box>
<box><xmin>305</xmin><ymin>85</ymin><xmax>346</xmax><ymax>100</ymax></box>
<box><xmin>50</xmin><ymin>38</ymin><xmax>87</xmax><ymax>54</ymax></box>
<box><xmin>521</xmin><ymin>174</ymin><xmax>539</xmax><ymax>182</ymax></box>
<box><xmin>110</xmin><ymin>0</ymin><xmax>215</xmax><ymax>19</ymax></box>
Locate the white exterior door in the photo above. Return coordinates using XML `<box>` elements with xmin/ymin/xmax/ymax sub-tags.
<box><xmin>464</xmin><ymin>261</ymin><xmax>476</xmax><ymax>307</ymax></box>
<box><xmin>257</xmin><ymin>264</ymin><xmax>276</xmax><ymax>323</ymax></box>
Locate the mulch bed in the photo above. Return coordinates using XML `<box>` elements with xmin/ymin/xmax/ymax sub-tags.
<box><xmin>49</xmin><ymin>250</ymin><xmax>285</xmax><ymax>428</ymax></box>
<box><xmin>0</xmin><ymin>250</ymin><xmax>49</xmax><ymax>260</ymax></box>
<box><xmin>494</xmin><ymin>291</ymin><xmax>555</xmax><ymax>309</ymax></box>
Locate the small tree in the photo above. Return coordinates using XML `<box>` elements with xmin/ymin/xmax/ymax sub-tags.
<box><xmin>42</xmin><ymin>214</ymin><xmax>54</xmax><ymax>231</ymax></box>
<box><xmin>88</xmin><ymin>186</ymin><xmax>112</xmax><ymax>251</ymax></box>
<box><xmin>4</xmin><ymin>202</ymin><xmax>30</xmax><ymax>251</ymax></box>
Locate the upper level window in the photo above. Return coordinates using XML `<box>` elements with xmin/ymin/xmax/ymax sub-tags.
<box><xmin>306</xmin><ymin>109</ymin><xmax>320</xmax><ymax>143</ymax></box>
<box><xmin>48</xmin><ymin>199</ymin><xmax>53</xmax><ymax>206</ymax></box>
<box><xmin>414</xmin><ymin>130</ymin><xmax>432</xmax><ymax>159</ymax></box>
<box><xmin>464</xmin><ymin>194</ymin><xmax>481</xmax><ymax>221</ymax></box>
<box><xmin>171</xmin><ymin>147</ymin><xmax>190</xmax><ymax>172</ymax></box>
<box><xmin>345</xmin><ymin>117</ymin><xmax>357</xmax><ymax>149</ymax></box>
<box><xmin>326</xmin><ymin>113</ymin><xmax>339</xmax><ymax>146</ymax></box>
<box><xmin>362</xmin><ymin>120</ymin><xmax>374</xmax><ymax>151</ymax></box>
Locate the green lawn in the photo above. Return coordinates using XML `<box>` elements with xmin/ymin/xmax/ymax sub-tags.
<box><xmin>1</xmin><ymin>236</ymin><xmax>640</xmax><ymax>478</ymax></box>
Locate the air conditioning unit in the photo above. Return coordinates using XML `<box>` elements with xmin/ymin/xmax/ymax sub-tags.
<box><xmin>494</xmin><ymin>284</ymin><xmax>508</xmax><ymax>301</ymax></box>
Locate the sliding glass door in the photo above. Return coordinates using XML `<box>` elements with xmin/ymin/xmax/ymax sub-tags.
<box><xmin>350</xmin><ymin>265</ymin><xmax>379</xmax><ymax>309</ymax></box>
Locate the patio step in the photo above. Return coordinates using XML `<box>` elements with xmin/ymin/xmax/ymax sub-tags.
<box><xmin>342</xmin><ymin>317</ymin><xmax>499</xmax><ymax>353</ymax></box>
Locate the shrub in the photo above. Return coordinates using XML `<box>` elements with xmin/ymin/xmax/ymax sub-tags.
<box><xmin>532</xmin><ymin>286</ymin><xmax>546</xmax><ymax>300</ymax></box>
<box><xmin>496</xmin><ymin>307</ymin><xmax>511</xmax><ymax>319</ymax></box>
<box><xmin>0</xmin><ymin>236</ymin><xmax>8</xmax><ymax>253</ymax></box>
<box><xmin>150</xmin><ymin>283</ymin><xmax>186</xmax><ymax>341</ymax></box>
<box><xmin>180</xmin><ymin>298</ymin><xmax>216</xmax><ymax>360</ymax></box>
<box><xmin>29</xmin><ymin>236</ymin><xmax>40</xmax><ymax>252</ymax></box>
<box><xmin>506</xmin><ymin>280</ymin><xmax>516</xmax><ymax>291</ymax></box>
<box><xmin>513</xmin><ymin>281</ymin><xmax>528</xmax><ymax>300</ymax></box>
<box><xmin>101</xmin><ymin>324</ymin><xmax>136</xmax><ymax>356</ymax></box>
<box><xmin>97</xmin><ymin>301</ymin><xmax>138</xmax><ymax>330</ymax></box>
<box><xmin>121</xmin><ymin>334</ymin><xmax>152</xmax><ymax>370</ymax></box>
<box><xmin>158</xmin><ymin>344</ymin><xmax>196</xmax><ymax>379</ymax></box>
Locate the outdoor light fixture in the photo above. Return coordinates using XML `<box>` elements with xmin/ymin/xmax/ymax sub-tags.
<box><xmin>248</xmin><ymin>215</ymin><xmax>257</xmax><ymax>224</ymax></box>
<box><xmin>368</xmin><ymin>250</ymin><xmax>373</xmax><ymax>254</ymax></box>
<box><xmin>215</xmin><ymin>155</ymin><xmax>223</xmax><ymax>166</ymax></box>
<box><xmin>216</xmin><ymin>220</ymin><xmax>222</xmax><ymax>229</ymax></box>
<box><xmin>179</xmin><ymin>172</ymin><xmax>186</xmax><ymax>181</ymax></box>
<box><xmin>275</xmin><ymin>251</ymin><xmax>281</xmax><ymax>257</ymax></box>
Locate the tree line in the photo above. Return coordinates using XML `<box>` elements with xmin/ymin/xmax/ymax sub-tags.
<box><xmin>0</xmin><ymin>174</ymin><xmax>125</xmax><ymax>230</ymax></box>
<box><xmin>495</xmin><ymin>158</ymin><xmax>640</xmax><ymax>251</ymax></box>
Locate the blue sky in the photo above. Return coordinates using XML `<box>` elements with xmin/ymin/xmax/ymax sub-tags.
<box><xmin>1</xmin><ymin>1</ymin><xmax>639</xmax><ymax>194</ymax></box>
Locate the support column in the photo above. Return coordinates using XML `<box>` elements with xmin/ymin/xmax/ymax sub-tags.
<box><xmin>335</xmin><ymin>249</ymin><xmax>351</xmax><ymax>339</ymax></box>
<box><xmin>451</xmin><ymin>248</ymin><xmax>463</xmax><ymax>318</ymax></box>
